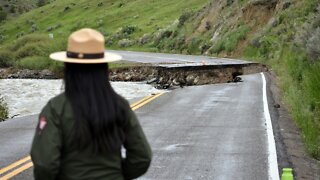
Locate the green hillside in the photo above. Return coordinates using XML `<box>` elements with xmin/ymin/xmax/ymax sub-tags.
<box><xmin>0</xmin><ymin>0</ymin><xmax>210</xmax><ymax>70</ymax></box>
<box><xmin>0</xmin><ymin>0</ymin><xmax>209</xmax><ymax>43</ymax></box>
<box><xmin>0</xmin><ymin>0</ymin><xmax>319</xmax><ymax>160</ymax></box>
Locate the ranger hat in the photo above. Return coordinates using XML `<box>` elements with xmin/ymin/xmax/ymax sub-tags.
<box><xmin>50</xmin><ymin>28</ymin><xmax>122</xmax><ymax>63</ymax></box>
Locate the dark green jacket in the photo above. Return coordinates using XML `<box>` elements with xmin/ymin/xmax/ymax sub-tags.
<box><xmin>31</xmin><ymin>93</ymin><xmax>152</xmax><ymax>180</ymax></box>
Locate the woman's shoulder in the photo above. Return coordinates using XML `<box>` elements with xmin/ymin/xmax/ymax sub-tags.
<box><xmin>50</xmin><ymin>92</ymin><xmax>67</xmax><ymax>106</ymax></box>
<box><xmin>43</xmin><ymin>92</ymin><xmax>68</xmax><ymax>115</ymax></box>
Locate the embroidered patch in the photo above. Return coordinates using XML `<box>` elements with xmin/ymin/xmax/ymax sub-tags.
<box><xmin>38</xmin><ymin>116</ymin><xmax>47</xmax><ymax>130</ymax></box>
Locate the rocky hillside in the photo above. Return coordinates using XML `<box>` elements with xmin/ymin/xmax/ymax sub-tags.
<box><xmin>0</xmin><ymin>0</ymin><xmax>319</xmax><ymax>160</ymax></box>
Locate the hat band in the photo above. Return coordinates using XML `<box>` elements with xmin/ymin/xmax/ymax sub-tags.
<box><xmin>66</xmin><ymin>51</ymin><xmax>105</xmax><ymax>59</ymax></box>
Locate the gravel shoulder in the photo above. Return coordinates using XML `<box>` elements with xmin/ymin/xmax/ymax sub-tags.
<box><xmin>266</xmin><ymin>71</ymin><xmax>320</xmax><ymax>179</ymax></box>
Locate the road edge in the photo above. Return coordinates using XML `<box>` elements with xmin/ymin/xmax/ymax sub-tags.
<box><xmin>264</xmin><ymin>71</ymin><xmax>320</xmax><ymax>180</ymax></box>
<box><xmin>261</xmin><ymin>73</ymin><xmax>280</xmax><ymax>180</ymax></box>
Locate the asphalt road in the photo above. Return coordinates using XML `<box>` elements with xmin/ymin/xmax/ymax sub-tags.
<box><xmin>136</xmin><ymin>73</ymin><xmax>271</xmax><ymax>180</ymax></box>
<box><xmin>0</xmin><ymin>73</ymin><xmax>277</xmax><ymax>180</ymax></box>
<box><xmin>107</xmin><ymin>50</ymin><xmax>251</xmax><ymax>66</ymax></box>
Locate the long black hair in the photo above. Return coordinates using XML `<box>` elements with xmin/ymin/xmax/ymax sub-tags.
<box><xmin>64</xmin><ymin>63</ymin><xmax>128</xmax><ymax>153</ymax></box>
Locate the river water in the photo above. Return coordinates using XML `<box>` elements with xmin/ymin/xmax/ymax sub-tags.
<box><xmin>0</xmin><ymin>79</ymin><xmax>163</xmax><ymax>118</ymax></box>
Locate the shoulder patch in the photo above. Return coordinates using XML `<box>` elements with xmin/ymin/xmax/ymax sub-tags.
<box><xmin>38</xmin><ymin>116</ymin><xmax>47</xmax><ymax>131</ymax></box>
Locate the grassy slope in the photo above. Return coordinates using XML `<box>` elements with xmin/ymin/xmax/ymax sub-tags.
<box><xmin>0</xmin><ymin>0</ymin><xmax>209</xmax><ymax>72</ymax></box>
<box><xmin>0</xmin><ymin>0</ymin><xmax>209</xmax><ymax>43</ymax></box>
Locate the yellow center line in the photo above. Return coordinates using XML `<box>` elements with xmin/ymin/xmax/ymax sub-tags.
<box><xmin>0</xmin><ymin>162</ymin><xmax>33</xmax><ymax>180</ymax></box>
<box><xmin>132</xmin><ymin>93</ymin><xmax>164</xmax><ymax>111</ymax></box>
<box><xmin>0</xmin><ymin>92</ymin><xmax>165</xmax><ymax>179</ymax></box>
<box><xmin>0</xmin><ymin>156</ymin><xmax>31</xmax><ymax>175</ymax></box>
<box><xmin>130</xmin><ymin>95</ymin><xmax>154</xmax><ymax>108</ymax></box>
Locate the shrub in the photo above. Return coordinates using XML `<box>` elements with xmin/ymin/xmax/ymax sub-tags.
<box><xmin>97</xmin><ymin>28</ymin><xmax>109</xmax><ymax>36</ymax></box>
<box><xmin>30</xmin><ymin>24</ymin><xmax>38</xmax><ymax>33</ymax></box>
<box><xmin>47</xmin><ymin>23</ymin><xmax>62</xmax><ymax>32</ymax></box>
<box><xmin>121</xmin><ymin>25</ymin><xmax>137</xmax><ymax>35</ymax></box>
<box><xmin>178</xmin><ymin>10</ymin><xmax>193</xmax><ymax>27</ymax></box>
<box><xmin>0</xmin><ymin>34</ymin><xmax>7</xmax><ymax>43</ymax></box>
<box><xmin>0</xmin><ymin>10</ymin><xmax>7</xmax><ymax>22</ymax></box>
<box><xmin>306</xmin><ymin>28</ymin><xmax>320</xmax><ymax>62</ymax></box>
<box><xmin>26</xmin><ymin>19</ymin><xmax>35</xmax><ymax>25</ymax></box>
<box><xmin>210</xmin><ymin>25</ymin><xmax>250</xmax><ymax>54</ymax></box>
<box><xmin>105</xmin><ymin>38</ymin><xmax>114</xmax><ymax>46</ymax></box>
<box><xmin>210</xmin><ymin>41</ymin><xmax>225</xmax><ymax>54</ymax></box>
<box><xmin>187</xmin><ymin>38</ymin><xmax>202</xmax><ymax>54</ymax></box>
<box><xmin>15</xmin><ymin>43</ymin><xmax>45</xmax><ymax>59</ymax></box>
<box><xmin>44</xmin><ymin>36</ymin><xmax>67</xmax><ymax>54</ymax></box>
<box><xmin>64</xmin><ymin>6</ymin><xmax>71</xmax><ymax>12</ymax></box>
<box><xmin>225</xmin><ymin>25</ymin><xmax>250</xmax><ymax>52</ymax></box>
<box><xmin>0</xmin><ymin>97</ymin><xmax>8</xmax><ymax>121</ymax></box>
<box><xmin>11</xmin><ymin>34</ymin><xmax>49</xmax><ymax>51</ymax></box>
<box><xmin>118</xmin><ymin>39</ymin><xmax>134</xmax><ymax>48</ymax></box>
<box><xmin>16</xmin><ymin>56</ymin><xmax>51</xmax><ymax>70</ymax></box>
<box><xmin>295</xmin><ymin>4</ymin><xmax>320</xmax><ymax>63</ymax></box>
<box><xmin>199</xmin><ymin>42</ymin><xmax>211</xmax><ymax>54</ymax></box>
<box><xmin>47</xmin><ymin>26</ymin><xmax>54</xmax><ymax>32</ymax></box>
<box><xmin>0</xmin><ymin>50</ymin><xmax>15</xmax><ymax>67</ymax></box>
<box><xmin>118</xmin><ymin>2</ymin><xmax>125</xmax><ymax>8</ymax></box>
<box><xmin>244</xmin><ymin>45</ymin><xmax>260</xmax><ymax>58</ymax></box>
<box><xmin>153</xmin><ymin>30</ymin><xmax>173</xmax><ymax>45</ymax></box>
<box><xmin>37</xmin><ymin>0</ymin><xmax>47</xmax><ymax>7</ymax></box>
<box><xmin>174</xmin><ymin>35</ymin><xmax>186</xmax><ymax>51</ymax></box>
<box><xmin>15</xmin><ymin>32</ymin><xmax>25</xmax><ymax>39</ymax></box>
<box><xmin>139</xmin><ymin>34</ymin><xmax>152</xmax><ymax>45</ymax></box>
<box><xmin>10</xmin><ymin>5</ymin><xmax>15</xmax><ymax>13</ymax></box>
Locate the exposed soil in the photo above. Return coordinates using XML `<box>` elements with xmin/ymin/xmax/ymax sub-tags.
<box><xmin>242</xmin><ymin>0</ymin><xmax>277</xmax><ymax>27</ymax></box>
<box><xmin>266</xmin><ymin>71</ymin><xmax>320</xmax><ymax>180</ymax></box>
<box><xmin>1</xmin><ymin>63</ymin><xmax>267</xmax><ymax>89</ymax></box>
<box><xmin>110</xmin><ymin>63</ymin><xmax>267</xmax><ymax>89</ymax></box>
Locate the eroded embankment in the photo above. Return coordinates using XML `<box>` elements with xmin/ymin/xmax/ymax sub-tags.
<box><xmin>0</xmin><ymin>63</ymin><xmax>268</xmax><ymax>89</ymax></box>
<box><xmin>110</xmin><ymin>63</ymin><xmax>268</xmax><ymax>88</ymax></box>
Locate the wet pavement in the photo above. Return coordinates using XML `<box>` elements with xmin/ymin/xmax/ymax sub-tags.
<box><xmin>0</xmin><ymin>73</ymin><xmax>274</xmax><ymax>179</ymax></box>
<box><xmin>136</xmin><ymin>73</ymin><xmax>270</xmax><ymax>179</ymax></box>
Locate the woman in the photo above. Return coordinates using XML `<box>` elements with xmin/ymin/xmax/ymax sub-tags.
<box><xmin>31</xmin><ymin>28</ymin><xmax>152</xmax><ymax>180</ymax></box>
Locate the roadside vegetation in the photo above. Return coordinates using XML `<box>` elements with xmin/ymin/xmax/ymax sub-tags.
<box><xmin>0</xmin><ymin>0</ymin><xmax>319</xmax><ymax>159</ymax></box>
<box><xmin>243</xmin><ymin>0</ymin><xmax>320</xmax><ymax>159</ymax></box>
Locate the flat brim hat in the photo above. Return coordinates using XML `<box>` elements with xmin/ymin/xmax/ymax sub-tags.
<box><xmin>50</xmin><ymin>28</ymin><xmax>122</xmax><ymax>63</ymax></box>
